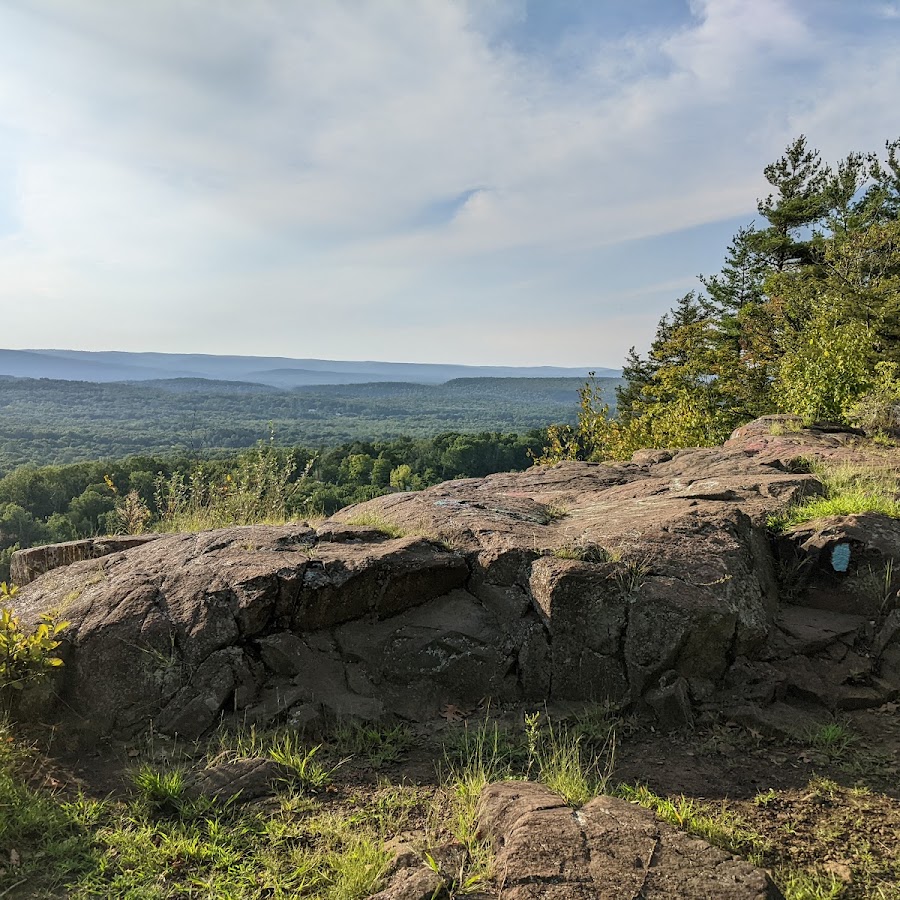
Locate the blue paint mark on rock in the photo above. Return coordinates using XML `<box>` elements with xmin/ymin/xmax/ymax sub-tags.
<box><xmin>831</xmin><ymin>543</ymin><xmax>851</xmax><ymax>573</ymax></box>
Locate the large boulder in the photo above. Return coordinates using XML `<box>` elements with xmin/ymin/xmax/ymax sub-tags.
<box><xmin>10</xmin><ymin>534</ymin><xmax>163</xmax><ymax>586</ymax></box>
<box><xmin>12</xmin><ymin>418</ymin><xmax>898</xmax><ymax>738</ymax></box>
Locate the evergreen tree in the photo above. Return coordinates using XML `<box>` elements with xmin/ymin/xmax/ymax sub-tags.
<box><xmin>555</xmin><ymin>135</ymin><xmax>900</xmax><ymax>464</ymax></box>
<box><xmin>750</xmin><ymin>135</ymin><xmax>831</xmax><ymax>271</ymax></box>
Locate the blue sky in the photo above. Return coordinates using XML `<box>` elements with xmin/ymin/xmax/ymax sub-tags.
<box><xmin>0</xmin><ymin>0</ymin><xmax>897</xmax><ymax>367</ymax></box>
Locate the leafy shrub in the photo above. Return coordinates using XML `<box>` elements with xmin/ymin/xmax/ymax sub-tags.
<box><xmin>0</xmin><ymin>582</ymin><xmax>68</xmax><ymax>695</ymax></box>
<box><xmin>154</xmin><ymin>442</ymin><xmax>310</xmax><ymax>532</ymax></box>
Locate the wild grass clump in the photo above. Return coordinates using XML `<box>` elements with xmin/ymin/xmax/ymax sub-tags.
<box><xmin>552</xmin><ymin>542</ymin><xmax>617</xmax><ymax>563</ymax></box>
<box><xmin>154</xmin><ymin>443</ymin><xmax>314</xmax><ymax>533</ymax></box>
<box><xmin>433</xmin><ymin>709</ymin><xmax>619</xmax><ymax>894</ymax></box>
<box><xmin>804</xmin><ymin>721</ymin><xmax>858</xmax><ymax>761</ymax></box>
<box><xmin>768</xmin><ymin>418</ymin><xmax>804</xmax><ymax>436</ymax></box>
<box><xmin>524</xmin><ymin>712</ymin><xmax>615</xmax><ymax>806</ymax></box>
<box><xmin>769</xmin><ymin>462</ymin><xmax>900</xmax><ymax>531</ymax></box>
<box><xmin>435</xmin><ymin>720</ymin><xmax>513</xmax><ymax>895</ymax></box>
<box><xmin>212</xmin><ymin>725</ymin><xmax>342</xmax><ymax>792</ymax></box>
<box><xmin>341</xmin><ymin>513</ymin><xmax>408</xmax><ymax>538</ymax></box>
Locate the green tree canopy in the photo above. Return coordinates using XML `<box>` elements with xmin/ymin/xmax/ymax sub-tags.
<box><xmin>545</xmin><ymin>135</ymin><xmax>900</xmax><ymax>464</ymax></box>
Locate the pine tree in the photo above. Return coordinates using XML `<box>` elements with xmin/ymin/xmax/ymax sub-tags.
<box><xmin>750</xmin><ymin>136</ymin><xmax>831</xmax><ymax>271</ymax></box>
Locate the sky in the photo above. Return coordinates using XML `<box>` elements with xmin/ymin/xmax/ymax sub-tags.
<box><xmin>0</xmin><ymin>0</ymin><xmax>898</xmax><ymax>368</ymax></box>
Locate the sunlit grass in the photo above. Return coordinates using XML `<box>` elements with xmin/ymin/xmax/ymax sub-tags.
<box><xmin>769</xmin><ymin>462</ymin><xmax>900</xmax><ymax>531</ymax></box>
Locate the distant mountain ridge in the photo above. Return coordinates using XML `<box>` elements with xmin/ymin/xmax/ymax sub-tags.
<box><xmin>0</xmin><ymin>349</ymin><xmax>618</xmax><ymax>387</ymax></box>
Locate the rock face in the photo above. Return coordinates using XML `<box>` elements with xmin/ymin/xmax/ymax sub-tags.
<box><xmin>476</xmin><ymin>781</ymin><xmax>784</xmax><ymax>899</ymax></box>
<box><xmin>9</xmin><ymin>417</ymin><xmax>900</xmax><ymax>738</ymax></box>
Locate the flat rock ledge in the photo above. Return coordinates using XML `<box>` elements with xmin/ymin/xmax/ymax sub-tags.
<box><xmin>475</xmin><ymin>781</ymin><xmax>784</xmax><ymax>900</ymax></box>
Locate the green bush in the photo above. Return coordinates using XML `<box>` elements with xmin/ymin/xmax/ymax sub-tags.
<box><xmin>0</xmin><ymin>582</ymin><xmax>68</xmax><ymax>696</ymax></box>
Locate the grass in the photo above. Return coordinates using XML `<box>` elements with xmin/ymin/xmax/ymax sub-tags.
<box><xmin>331</xmin><ymin>721</ymin><xmax>415</xmax><ymax>769</ymax></box>
<box><xmin>523</xmin><ymin>711</ymin><xmax>616</xmax><ymax>806</ymax></box>
<box><xmin>430</xmin><ymin>710</ymin><xmax>620</xmax><ymax>893</ymax></box>
<box><xmin>806</xmin><ymin>722</ymin><xmax>858</xmax><ymax>761</ymax></box>
<box><xmin>341</xmin><ymin>513</ymin><xmax>408</xmax><ymax>539</ymax></box>
<box><xmin>0</xmin><ymin>716</ymin><xmax>390</xmax><ymax>898</ymax></box>
<box><xmin>132</xmin><ymin>765</ymin><xmax>188</xmax><ymax>814</ymax></box>
<box><xmin>613</xmin><ymin>555</ymin><xmax>652</xmax><ymax>594</ymax></box>
<box><xmin>435</xmin><ymin>718</ymin><xmax>528</xmax><ymax>895</ymax></box>
<box><xmin>2</xmin><ymin>710</ymin><xmax>898</xmax><ymax>899</ymax></box>
<box><xmin>211</xmin><ymin>725</ymin><xmax>342</xmax><ymax>792</ymax></box>
<box><xmin>858</xmin><ymin>559</ymin><xmax>899</xmax><ymax>615</ymax></box>
<box><xmin>152</xmin><ymin>445</ymin><xmax>317</xmax><ymax>534</ymax></box>
<box><xmin>769</xmin><ymin>462</ymin><xmax>900</xmax><ymax>531</ymax></box>
<box><xmin>768</xmin><ymin>418</ymin><xmax>804</xmax><ymax>436</ymax></box>
<box><xmin>551</xmin><ymin>542</ymin><xmax>618</xmax><ymax>563</ymax></box>
<box><xmin>543</xmin><ymin>502</ymin><xmax>570</xmax><ymax>521</ymax></box>
<box><xmin>617</xmin><ymin>783</ymin><xmax>772</xmax><ymax>865</ymax></box>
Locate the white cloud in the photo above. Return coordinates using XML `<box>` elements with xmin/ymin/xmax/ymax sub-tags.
<box><xmin>0</xmin><ymin>0</ymin><xmax>897</xmax><ymax>364</ymax></box>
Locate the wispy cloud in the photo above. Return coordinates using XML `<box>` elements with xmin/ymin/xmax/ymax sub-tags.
<box><xmin>0</xmin><ymin>0</ymin><xmax>896</xmax><ymax>365</ymax></box>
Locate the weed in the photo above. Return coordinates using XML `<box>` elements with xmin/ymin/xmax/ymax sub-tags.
<box><xmin>754</xmin><ymin>788</ymin><xmax>780</xmax><ymax>808</ymax></box>
<box><xmin>435</xmin><ymin>720</ymin><xmax>514</xmax><ymax>892</ymax></box>
<box><xmin>613</xmin><ymin>555</ymin><xmax>652</xmax><ymax>594</ymax></box>
<box><xmin>570</xmin><ymin>704</ymin><xmax>621</xmax><ymax>745</ymax></box>
<box><xmin>326</xmin><ymin>834</ymin><xmax>392</xmax><ymax>900</ymax></box>
<box><xmin>524</xmin><ymin>711</ymin><xmax>615</xmax><ymax>806</ymax></box>
<box><xmin>132</xmin><ymin>765</ymin><xmax>187</xmax><ymax>816</ymax></box>
<box><xmin>806</xmin><ymin>775</ymin><xmax>841</xmax><ymax>799</ymax></box>
<box><xmin>618</xmin><ymin>783</ymin><xmax>771</xmax><ymax>863</ymax></box>
<box><xmin>544</xmin><ymin>502</ymin><xmax>570</xmax><ymax>521</ymax></box>
<box><xmin>154</xmin><ymin>441</ymin><xmax>313</xmax><ymax>533</ymax></box>
<box><xmin>858</xmin><ymin>558</ymin><xmax>899</xmax><ymax>614</ymax></box>
<box><xmin>104</xmin><ymin>476</ymin><xmax>152</xmax><ymax>535</ymax></box>
<box><xmin>775</xmin><ymin>552</ymin><xmax>814</xmax><ymax>602</ymax></box>
<box><xmin>424</xmin><ymin>847</ymin><xmax>491</xmax><ymax>897</ymax></box>
<box><xmin>768</xmin><ymin>418</ymin><xmax>804</xmax><ymax>436</ymax></box>
<box><xmin>806</xmin><ymin>723</ymin><xmax>858</xmax><ymax>760</ymax></box>
<box><xmin>267</xmin><ymin>736</ymin><xmax>341</xmax><ymax>791</ymax></box>
<box><xmin>776</xmin><ymin>868</ymin><xmax>843</xmax><ymax>900</ymax></box>
<box><xmin>0</xmin><ymin>595</ymin><xmax>68</xmax><ymax>697</ymax></box>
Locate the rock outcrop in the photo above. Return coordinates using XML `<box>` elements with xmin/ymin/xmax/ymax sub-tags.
<box><xmin>8</xmin><ymin>417</ymin><xmax>900</xmax><ymax>739</ymax></box>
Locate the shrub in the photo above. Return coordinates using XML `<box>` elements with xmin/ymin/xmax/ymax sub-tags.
<box><xmin>0</xmin><ymin>582</ymin><xmax>68</xmax><ymax>696</ymax></box>
<box><xmin>848</xmin><ymin>360</ymin><xmax>900</xmax><ymax>433</ymax></box>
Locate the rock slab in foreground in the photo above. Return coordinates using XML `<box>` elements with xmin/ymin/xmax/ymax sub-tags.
<box><xmin>477</xmin><ymin>781</ymin><xmax>784</xmax><ymax>899</ymax></box>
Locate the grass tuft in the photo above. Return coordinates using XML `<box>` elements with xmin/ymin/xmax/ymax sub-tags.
<box><xmin>343</xmin><ymin>513</ymin><xmax>408</xmax><ymax>538</ymax></box>
<box><xmin>524</xmin><ymin>711</ymin><xmax>615</xmax><ymax>806</ymax></box>
<box><xmin>331</xmin><ymin>721</ymin><xmax>415</xmax><ymax>769</ymax></box>
<box><xmin>769</xmin><ymin>462</ymin><xmax>900</xmax><ymax>531</ymax></box>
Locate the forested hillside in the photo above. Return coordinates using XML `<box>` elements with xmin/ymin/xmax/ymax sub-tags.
<box><xmin>0</xmin><ymin>375</ymin><xmax>618</xmax><ymax>473</ymax></box>
<box><xmin>541</xmin><ymin>136</ymin><xmax>900</xmax><ymax>462</ymax></box>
